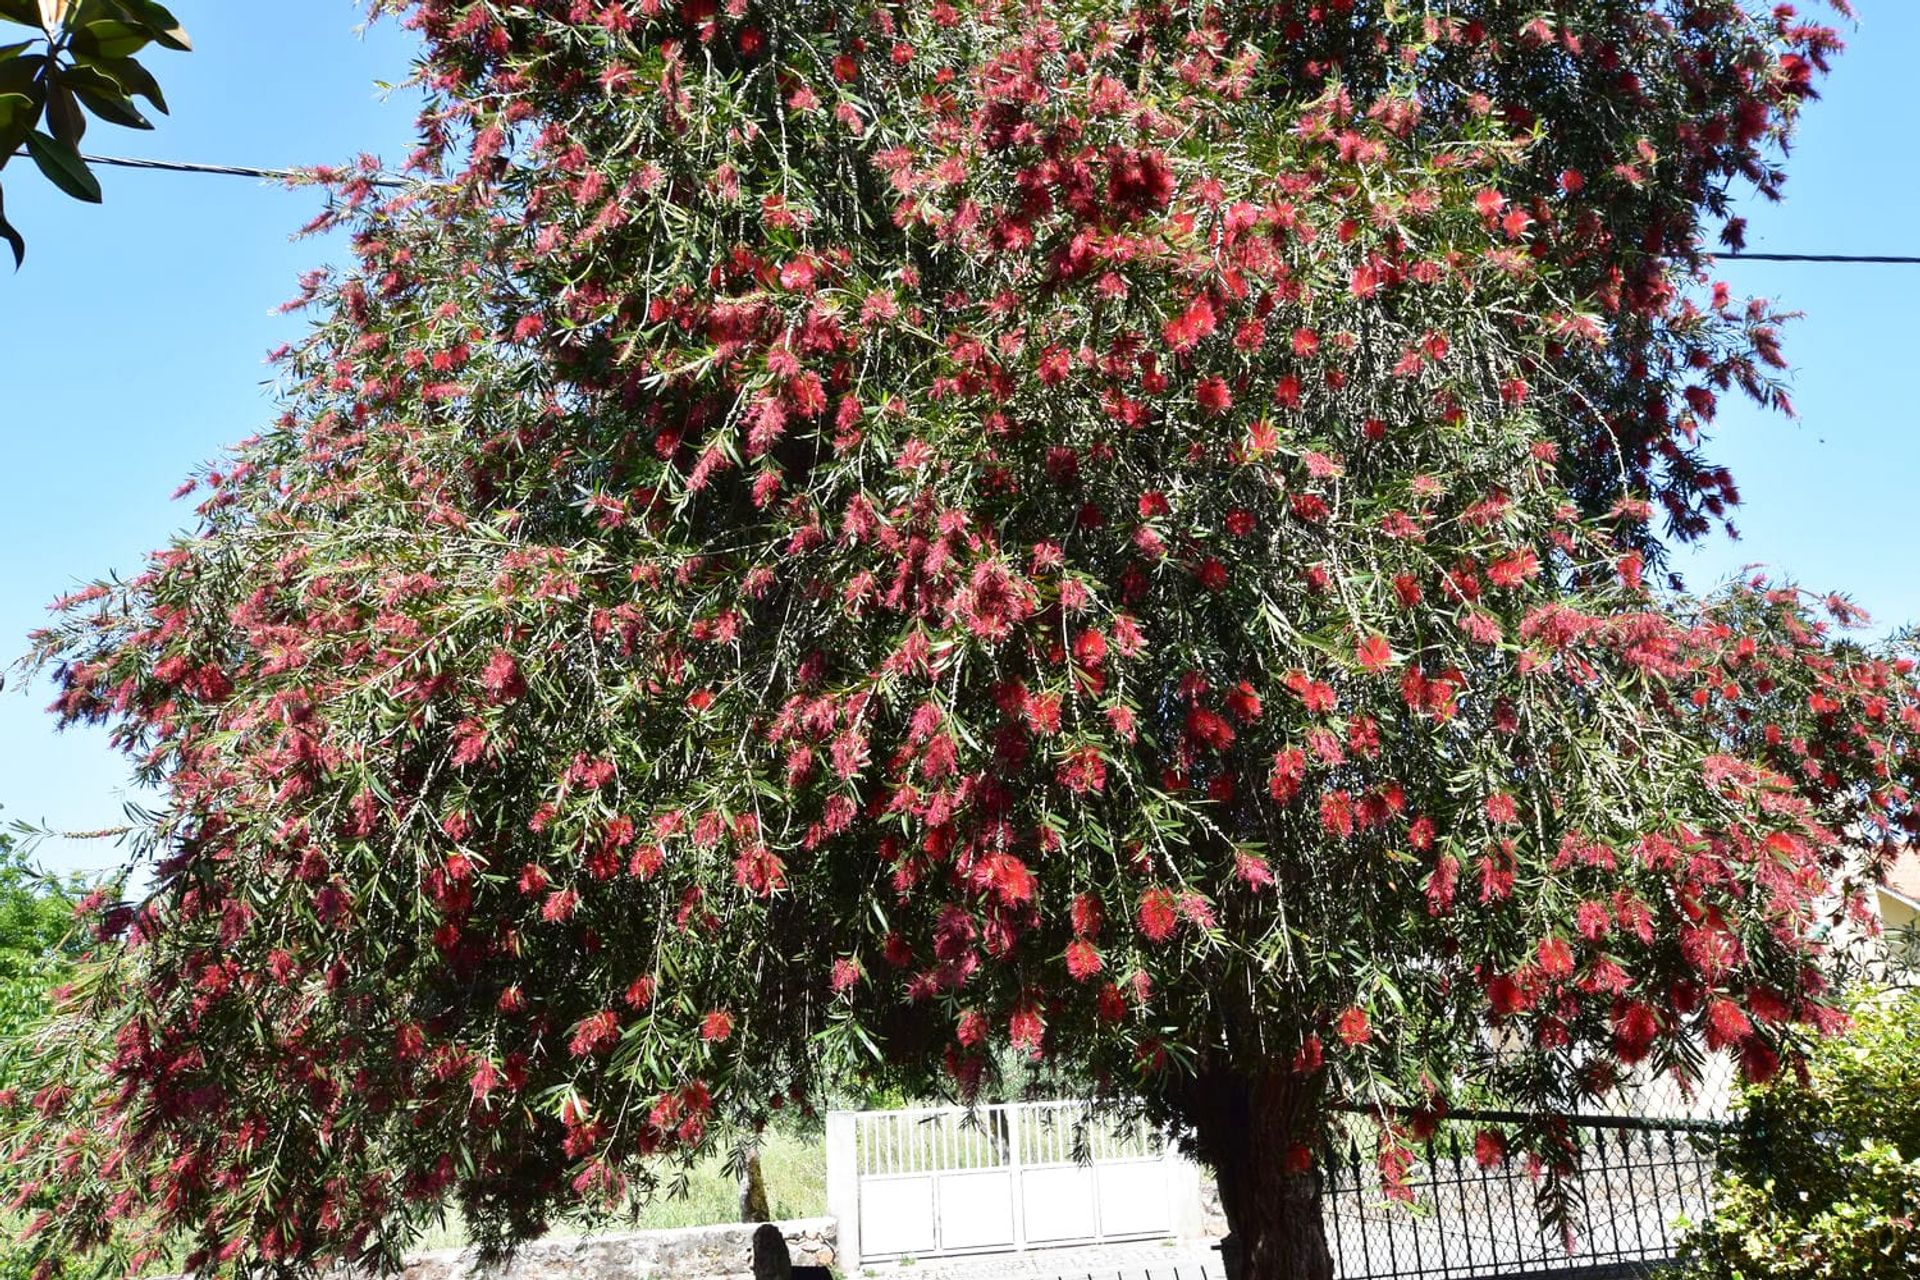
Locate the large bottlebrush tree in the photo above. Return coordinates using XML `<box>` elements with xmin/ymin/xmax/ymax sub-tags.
<box><xmin>2</xmin><ymin>2</ymin><xmax>1912</xmax><ymax>1279</ymax></box>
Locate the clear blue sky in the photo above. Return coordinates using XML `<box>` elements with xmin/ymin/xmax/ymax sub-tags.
<box><xmin>2</xmin><ymin>3</ymin><xmax>1916</xmax><ymax>874</ymax></box>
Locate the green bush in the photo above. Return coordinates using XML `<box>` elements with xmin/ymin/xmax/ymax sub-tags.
<box><xmin>1672</xmin><ymin>987</ymin><xmax>1920</xmax><ymax>1280</ymax></box>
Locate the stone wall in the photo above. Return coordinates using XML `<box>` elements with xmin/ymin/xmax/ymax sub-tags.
<box><xmin>400</xmin><ymin>1217</ymin><xmax>837</xmax><ymax>1280</ymax></box>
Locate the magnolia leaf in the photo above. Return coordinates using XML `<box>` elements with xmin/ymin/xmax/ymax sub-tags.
<box><xmin>75</xmin><ymin>50</ymin><xmax>163</xmax><ymax>111</ymax></box>
<box><xmin>103</xmin><ymin>0</ymin><xmax>183</xmax><ymax>50</ymax></box>
<box><xmin>41</xmin><ymin>74</ymin><xmax>81</xmax><ymax>143</ymax></box>
<box><xmin>0</xmin><ymin>183</ymin><xmax>22</xmax><ymax>267</ymax></box>
<box><xmin>71</xmin><ymin>18</ymin><xmax>147</xmax><ymax>59</ymax></box>
<box><xmin>24</xmin><ymin>127</ymin><xmax>97</xmax><ymax>200</ymax></box>
<box><xmin>68</xmin><ymin>76</ymin><xmax>144</xmax><ymax>128</ymax></box>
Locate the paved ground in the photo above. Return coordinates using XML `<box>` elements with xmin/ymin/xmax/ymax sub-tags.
<box><xmin>850</xmin><ymin>1239</ymin><xmax>1225</xmax><ymax>1280</ymax></box>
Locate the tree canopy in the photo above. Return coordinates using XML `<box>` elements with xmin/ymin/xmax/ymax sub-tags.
<box><xmin>4</xmin><ymin>3</ymin><xmax>1912</xmax><ymax>1279</ymax></box>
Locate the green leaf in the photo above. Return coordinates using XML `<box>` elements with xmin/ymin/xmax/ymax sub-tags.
<box><xmin>0</xmin><ymin>183</ymin><xmax>22</xmax><ymax>268</ymax></box>
<box><xmin>69</xmin><ymin>76</ymin><xmax>143</xmax><ymax>127</ymax></box>
<box><xmin>0</xmin><ymin>49</ymin><xmax>41</xmax><ymax>94</ymax></box>
<box><xmin>0</xmin><ymin>1</ymin><xmax>37</xmax><ymax>27</ymax></box>
<box><xmin>42</xmin><ymin>74</ymin><xmax>80</xmax><ymax>143</ymax></box>
<box><xmin>73</xmin><ymin>50</ymin><xmax>163</xmax><ymax>111</ymax></box>
<box><xmin>71</xmin><ymin>18</ymin><xmax>147</xmax><ymax>59</ymax></box>
<box><xmin>61</xmin><ymin>62</ymin><xmax>145</xmax><ymax>126</ymax></box>
<box><xmin>0</xmin><ymin>38</ymin><xmax>34</xmax><ymax>59</ymax></box>
<box><xmin>24</xmin><ymin>128</ymin><xmax>97</xmax><ymax>201</ymax></box>
<box><xmin>101</xmin><ymin>0</ymin><xmax>183</xmax><ymax>51</ymax></box>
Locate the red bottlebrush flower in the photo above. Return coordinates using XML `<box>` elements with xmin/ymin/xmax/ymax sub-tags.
<box><xmin>1162</xmin><ymin>294</ymin><xmax>1217</xmax><ymax>352</ymax></box>
<box><xmin>1072</xmin><ymin>628</ymin><xmax>1108</xmax><ymax>668</ymax></box>
<box><xmin>1224</xmin><ymin>680</ymin><xmax>1263</xmax><ymax>722</ymax></box>
<box><xmin>1737</xmin><ymin>1037</ymin><xmax>1779</xmax><ymax>1084</ymax></box>
<box><xmin>542</xmin><ymin>888</ymin><xmax>580</xmax><ymax>922</ymax></box>
<box><xmin>830</xmin><ymin>958</ymin><xmax>861</xmax><ymax>993</ymax></box>
<box><xmin>1424</xmin><ymin>855</ymin><xmax>1458</xmax><ymax>916</ymax></box>
<box><xmin>1284</xmin><ymin>1143</ymin><xmax>1314</xmax><ymax>1175</ymax></box>
<box><xmin>1185</xmin><ymin>706</ymin><xmax>1235</xmax><ymax>750</ymax></box>
<box><xmin>1611</xmin><ymin>1001</ymin><xmax>1659</xmax><ymax>1064</ymax></box>
<box><xmin>1057</xmin><ymin>745</ymin><xmax>1108</xmax><ymax>794</ymax></box>
<box><xmin>700</xmin><ymin>1009</ymin><xmax>734</xmax><ymax>1042</ymax></box>
<box><xmin>1064</xmin><ymin>939</ymin><xmax>1103</xmax><ymax>981</ymax></box>
<box><xmin>733</xmin><ymin>846</ymin><xmax>788</xmax><ymax>896</ymax></box>
<box><xmin>1703</xmin><ymin>998</ymin><xmax>1753</xmax><ymax>1051</ymax></box>
<box><xmin>481</xmin><ymin>648</ymin><xmax>526</xmax><ymax>703</ymax></box>
<box><xmin>1484</xmin><ymin>792</ymin><xmax>1518</xmax><ymax>825</ymax></box>
<box><xmin>980</xmin><ymin>852</ymin><xmax>1036</xmax><ymax>905</ymax></box>
<box><xmin>1105</xmin><ymin>146</ymin><xmax>1175</xmax><ymax>220</ymax></box>
<box><xmin>1292</xmin><ymin>1033</ymin><xmax>1324</xmax><ymax>1075</ymax></box>
<box><xmin>1234</xmin><ymin>849</ymin><xmax>1275</xmax><ymax>890</ymax></box>
<box><xmin>956</xmin><ymin>1009</ymin><xmax>987</xmax><ymax>1046</ymax></box>
<box><xmin>624</xmin><ymin>974</ymin><xmax>656</xmax><ymax>1009</ymax></box>
<box><xmin>1356</xmin><ymin>634</ymin><xmax>1394</xmax><ymax>673</ymax></box>
<box><xmin>1269</xmin><ymin>746</ymin><xmax>1308</xmax><ymax>802</ymax></box>
<box><xmin>1071</xmin><ymin>891</ymin><xmax>1104</xmax><ymax>938</ymax></box>
<box><xmin>568</xmin><ymin>1010</ymin><xmax>620</xmax><ymax>1058</ymax></box>
<box><xmin>1537</xmin><ymin>936</ymin><xmax>1575</xmax><ymax>981</ymax></box>
<box><xmin>1319</xmin><ymin>790</ymin><xmax>1355</xmax><ymax>838</ymax></box>
<box><xmin>1138</xmin><ymin>888</ymin><xmax>1179</xmax><ymax>943</ymax></box>
<box><xmin>1195</xmin><ymin>376</ymin><xmax>1233</xmax><ymax>416</ymax></box>
<box><xmin>1194</xmin><ymin>557</ymin><xmax>1229</xmax><ymax>591</ymax></box>
<box><xmin>1335</xmin><ymin>1006</ymin><xmax>1371</xmax><ymax>1047</ymax></box>
<box><xmin>1009</xmin><ymin>1001</ymin><xmax>1046</xmax><ymax>1052</ymax></box>
<box><xmin>1473</xmin><ymin>1130</ymin><xmax>1507</xmax><ymax>1168</ymax></box>
<box><xmin>1024</xmin><ymin>691</ymin><xmax>1063</xmax><ymax>735</ymax></box>
<box><xmin>1575</xmin><ymin>901</ymin><xmax>1611</xmax><ymax>941</ymax></box>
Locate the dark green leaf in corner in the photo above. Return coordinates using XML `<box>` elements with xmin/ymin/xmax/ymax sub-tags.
<box><xmin>24</xmin><ymin>128</ymin><xmax>98</xmax><ymax>201</ymax></box>
<box><xmin>0</xmin><ymin>185</ymin><xmax>23</xmax><ymax>268</ymax></box>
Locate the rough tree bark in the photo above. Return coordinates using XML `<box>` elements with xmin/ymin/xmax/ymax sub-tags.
<box><xmin>1186</xmin><ymin>1069</ymin><xmax>1334</xmax><ymax>1280</ymax></box>
<box><xmin>740</xmin><ymin>1138</ymin><xmax>771</xmax><ymax>1222</ymax></box>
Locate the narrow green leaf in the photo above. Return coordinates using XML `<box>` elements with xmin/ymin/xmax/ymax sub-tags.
<box><xmin>0</xmin><ymin>38</ymin><xmax>34</xmax><ymax>59</ymax></box>
<box><xmin>0</xmin><ymin>183</ymin><xmax>23</xmax><ymax>268</ymax></box>
<box><xmin>24</xmin><ymin>128</ymin><xmax>98</xmax><ymax>201</ymax></box>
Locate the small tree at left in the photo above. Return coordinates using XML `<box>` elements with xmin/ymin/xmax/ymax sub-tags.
<box><xmin>0</xmin><ymin>0</ymin><xmax>190</xmax><ymax>267</ymax></box>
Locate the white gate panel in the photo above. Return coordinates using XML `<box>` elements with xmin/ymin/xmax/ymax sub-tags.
<box><xmin>938</xmin><ymin>1170</ymin><xmax>1018</xmax><ymax>1251</ymax></box>
<box><xmin>1019</xmin><ymin>1166</ymin><xmax>1099</xmax><ymax>1243</ymax></box>
<box><xmin>858</xmin><ymin>1177</ymin><xmax>937</xmax><ymax>1258</ymax></box>
<box><xmin>1097</xmin><ymin>1162</ymin><xmax>1173</xmax><ymax>1237</ymax></box>
<box><xmin>829</xmin><ymin>1101</ymin><xmax>1200</xmax><ymax>1268</ymax></box>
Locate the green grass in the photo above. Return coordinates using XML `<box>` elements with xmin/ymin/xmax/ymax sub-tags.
<box><xmin>413</xmin><ymin>1127</ymin><xmax>828</xmax><ymax>1252</ymax></box>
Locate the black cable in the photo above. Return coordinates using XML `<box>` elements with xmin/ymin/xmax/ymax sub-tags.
<box><xmin>9</xmin><ymin>150</ymin><xmax>406</xmax><ymax>187</ymax></box>
<box><xmin>1719</xmin><ymin>252</ymin><xmax>1920</xmax><ymax>264</ymax></box>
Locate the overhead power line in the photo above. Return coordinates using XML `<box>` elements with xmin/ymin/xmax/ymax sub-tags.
<box><xmin>8</xmin><ymin>150</ymin><xmax>406</xmax><ymax>188</ymax></box>
<box><xmin>1719</xmin><ymin>252</ymin><xmax>1920</xmax><ymax>264</ymax></box>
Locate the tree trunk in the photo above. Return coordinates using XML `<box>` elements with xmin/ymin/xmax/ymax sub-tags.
<box><xmin>1188</xmin><ymin>1070</ymin><xmax>1334</xmax><ymax>1280</ymax></box>
<box><xmin>740</xmin><ymin>1144</ymin><xmax>771</xmax><ymax>1222</ymax></box>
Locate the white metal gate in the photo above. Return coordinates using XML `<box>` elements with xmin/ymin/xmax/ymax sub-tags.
<box><xmin>825</xmin><ymin>1101</ymin><xmax>1202</xmax><ymax>1266</ymax></box>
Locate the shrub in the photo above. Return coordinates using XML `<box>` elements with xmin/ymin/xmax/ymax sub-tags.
<box><xmin>1673</xmin><ymin>987</ymin><xmax>1920</xmax><ymax>1280</ymax></box>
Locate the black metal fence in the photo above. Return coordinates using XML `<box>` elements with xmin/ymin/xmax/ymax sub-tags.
<box><xmin>1321</xmin><ymin>1110</ymin><xmax>1729</xmax><ymax>1280</ymax></box>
